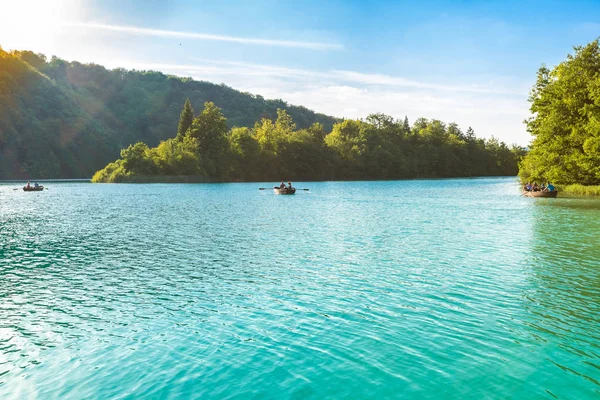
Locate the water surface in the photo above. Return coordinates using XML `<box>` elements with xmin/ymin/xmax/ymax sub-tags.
<box><xmin>1</xmin><ymin>178</ymin><xmax>599</xmax><ymax>398</ymax></box>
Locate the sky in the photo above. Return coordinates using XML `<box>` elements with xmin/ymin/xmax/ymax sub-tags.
<box><xmin>1</xmin><ymin>0</ymin><xmax>599</xmax><ymax>145</ymax></box>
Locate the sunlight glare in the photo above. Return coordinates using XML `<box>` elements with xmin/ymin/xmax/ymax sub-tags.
<box><xmin>0</xmin><ymin>0</ymin><xmax>85</xmax><ymax>53</ymax></box>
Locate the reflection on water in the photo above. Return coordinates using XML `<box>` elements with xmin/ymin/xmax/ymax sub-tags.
<box><xmin>520</xmin><ymin>199</ymin><xmax>600</xmax><ymax>398</ymax></box>
<box><xmin>0</xmin><ymin>179</ymin><xmax>599</xmax><ymax>398</ymax></box>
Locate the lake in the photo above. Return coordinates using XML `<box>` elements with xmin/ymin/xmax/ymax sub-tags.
<box><xmin>1</xmin><ymin>178</ymin><xmax>599</xmax><ymax>399</ymax></box>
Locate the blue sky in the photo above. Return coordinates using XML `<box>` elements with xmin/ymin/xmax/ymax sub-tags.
<box><xmin>1</xmin><ymin>0</ymin><xmax>599</xmax><ymax>144</ymax></box>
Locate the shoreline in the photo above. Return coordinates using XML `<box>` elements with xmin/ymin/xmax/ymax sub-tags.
<box><xmin>90</xmin><ymin>174</ymin><xmax>519</xmax><ymax>184</ymax></box>
<box><xmin>4</xmin><ymin>178</ymin><xmax>600</xmax><ymax>197</ymax></box>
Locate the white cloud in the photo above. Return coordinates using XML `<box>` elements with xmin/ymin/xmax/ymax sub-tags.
<box><xmin>94</xmin><ymin>58</ymin><xmax>531</xmax><ymax>145</ymax></box>
<box><xmin>332</xmin><ymin>70</ymin><xmax>525</xmax><ymax>95</ymax></box>
<box><xmin>61</xmin><ymin>22</ymin><xmax>344</xmax><ymax>50</ymax></box>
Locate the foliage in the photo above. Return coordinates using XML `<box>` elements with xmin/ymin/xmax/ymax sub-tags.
<box><xmin>555</xmin><ymin>184</ymin><xmax>600</xmax><ymax>197</ymax></box>
<box><xmin>0</xmin><ymin>46</ymin><xmax>524</xmax><ymax>182</ymax></box>
<box><xmin>176</xmin><ymin>98</ymin><xmax>194</xmax><ymax>141</ymax></box>
<box><xmin>93</xmin><ymin>101</ymin><xmax>525</xmax><ymax>182</ymax></box>
<box><xmin>0</xmin><ymin>48</ymin><xmax>337</xmax><ymax>179</ymax></box>
<box><xmin>519</xmin><ymin>38</ymin><xmax>600</xmax><ymax>185</ymax></box>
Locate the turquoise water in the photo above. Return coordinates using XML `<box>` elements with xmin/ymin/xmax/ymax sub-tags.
<box><xmin>1</xmin><ymin>178</ymin><xmax>599</xmax><ymax>399</ymax></box>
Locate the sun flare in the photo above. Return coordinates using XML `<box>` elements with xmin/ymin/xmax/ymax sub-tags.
<box><xmin>0</xmin><ymin>0</ymin><xmax>85</xmax><ymax>53</ymax></box>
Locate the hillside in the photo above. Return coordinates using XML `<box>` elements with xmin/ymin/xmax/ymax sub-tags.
<box><xmin>0</xmin><ymin>48</ymin><xmax>337</xmax><ymax>179</ymax></box>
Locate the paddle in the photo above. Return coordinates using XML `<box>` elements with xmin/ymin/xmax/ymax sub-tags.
<box><xmin>259</xmin><ymin>187</ymin><xmax>309</xmax><ymax>191</ymax></box>
<box><xmin>12</xmin><ymin>186</ymin><xmax>47</xmax><ymax>191</ymax></box>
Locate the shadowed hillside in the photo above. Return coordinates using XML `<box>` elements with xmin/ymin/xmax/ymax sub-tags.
<box><xmin>0</xmin><ymin>48</ymin><xmax>337</xmax><ymax>178</ymax></box>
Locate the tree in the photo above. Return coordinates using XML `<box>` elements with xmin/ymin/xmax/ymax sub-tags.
<box><xmin>325</xmin><ymin>119</ymin><xmax>366</xmax><ymax>178</ymax></box>
<box><xmin>402</xmin><ymin>116</ymin><xmax>411</xmax><ymax>135</ymax></box>
<box><xmin>188</xmin><ymin>102</ymin><xmax>229</xmax><ymax>176</ymax></box>
<box><xmin>465</xmin><ymin>127</ymin><xmax>475</xmax><ymax>142</ymax></box>
<box><xmin>366</xmin><ymin>113</ymin><xmax>394</xmax><ymax>129</ymax></box>
<box><xmin>120</xmin><ymin>142</ymin><xmax>156</xmax><ymax>175</ymax></box>
<box><xmin>228</xmin><ymin>127</ymin><xmax>260</xmax><ymax>179</ymax></box>
<box><xmin>519</xmin><ymin>38</ymin><xmax>600</xmax><ymax>184</ymax></box>
<box><xmin>188</xmin><ymin>102</ymin><xmax>227</xmax><ymax>150</ymax></box>
<box><xmin>308</xmin><ymin>122</ymin><xmax>326</xmax><ymax>142</ymax></box>
<box><xmin>275</xmin><ymin>108</ymin><xmax>296</xmax><ymax>134</ymax></box>
<box><xmin>176</xmin><ymin>98</ymin><xmax>194</xmax><ymax>141</ymax></box>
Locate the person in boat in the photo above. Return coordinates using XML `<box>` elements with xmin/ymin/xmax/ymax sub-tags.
<box><xmin>34</xmin><ymin>182</ymin><xmax>39</xmax><ymax>188</ymax></box>
<box><xmin>26</xmin><ymin>181</ymin><xmax>31</xmax><ymax>189</ymax></box>
<box><xmin>545</xmin><ymin>183</ymin><xmax>555</xmax><ymax>192</ymax></box>
<box><xmin>523</xmin><ymin>182</ymin><xmax>532</xmax><ymax>191</ymax></box>
<box><xmin>532</xmin><ymin>182</ymin><xmax>540</xmax><ymax>192</ymax></box>
<box><xmin>287</xmin><ymin>181</ymin><xmax>293</xmax><ymax>190</ymax></box>
<box><xmin>279</xmin><ymin>182</ymin><xmax>286</xmax><ymax>189</ymax></box>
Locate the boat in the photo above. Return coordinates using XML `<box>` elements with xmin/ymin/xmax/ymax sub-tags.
<box><xmin>522</xmin><ymin>190</ymin><xmax>557</xmax><ymax>198</ymax></box>
<box><xmin>23</xmin><ymin>186</ymin><xmax>44</xmax><ymax>192</ymax></box>
<box><xmin>274</xmin><ymin>187</ymin><xmax>296</xmax><ymax>195</ymax></box>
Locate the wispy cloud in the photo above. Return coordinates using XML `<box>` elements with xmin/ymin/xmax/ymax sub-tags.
<box><xmin>62</xmin><ymin>22</ymin><xmax>344</xmax><ymax>50</ymax></box>
<box><xmin>92</xmin><ymin>56</ymin><xmax>530</xmax><ymax>144</ymax></box>
<box><xmin>331</xmin><ymin>70</ymin><xmax>525</xmax><ymax>95</ymax></box>
<box><xmin>142</xmin><ymin>58</ymin><xmax>526</xmax><ymax>96</ymax></box>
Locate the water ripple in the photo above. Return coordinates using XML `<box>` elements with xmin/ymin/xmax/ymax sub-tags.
<box><xmin>1</xmin><ymin>179</ymin><xmax>600</xmax><ymax>398</ymax></box>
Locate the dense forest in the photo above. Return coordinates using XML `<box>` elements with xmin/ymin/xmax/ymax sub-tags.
<box><xmin>519</xmin><ymin>38</ymin><xmax>600</xmax><ymax>185</ymax></box>
<box><xmin>93</xmin><ymin>100</ymin><xmax>526</xmax><ymax>183</ymax></box>
<box><xmin>0</xmin><ymin>47</ymin><xmax>336</xmax><ymax>179</ymax></box>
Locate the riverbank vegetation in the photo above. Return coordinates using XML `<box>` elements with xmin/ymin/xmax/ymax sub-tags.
<box><xmin>519</xmin><ymin>38</ymin><xmax>600</xmax><ymax>194</ymax></box>
<box><xmin>93</xmin><ymin>100</ymin><xmax>526</xmax><ymax>183</ymax></box>
<box><xmin>556</xmin><ymin>184</ymin><xmax>600</xmax><ymax>197</ymax></box>
<box><xmin>0</xmin><ymin>47</ymin><xmax>335</xmax><ymax>179</ymax></box>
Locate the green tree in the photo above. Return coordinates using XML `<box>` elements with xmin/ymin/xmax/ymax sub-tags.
<box><xmin>188</xmin><ymin>101</ymin><xmax>229</xmax><ymax>176</ymax></box>
<box><xmin>308</xmin><ymin>122</ymin><xmax>326</xmax><ymax>142</ymax></box>
<box><xmin>519</xmin><ymin>38</ymin><xmax>600</xmax><ymax>184</ymax></box>
<box><xmin>402</xmin><ymin>116</ymin><xmax>411</xmax><ymax>135</ymax></box>
<box><xmin>176</xmin><ymin>98</ymin><xmax>194</xmax><ymax>141</ymax></box>
<box><xmin>228</xmin><ymin>127</ymin><xmax>260</xmax><ymax>179</ymax></box>
<box><xmin>120</xmin><ymin>142</ymin><xmax>156</xmax><ymax>175</ymax></box>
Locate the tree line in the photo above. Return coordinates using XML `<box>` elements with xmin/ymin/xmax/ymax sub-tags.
<box><xmin>93</xmin><ymin>100</ymin><xmax>526</xmax><ymax>182</ymax></box>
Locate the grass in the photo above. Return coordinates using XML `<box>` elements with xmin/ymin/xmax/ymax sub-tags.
<box><xmin>556</xmin><ymin>184</ymin><xmax>600</xmax><ymax>197</ymax></box>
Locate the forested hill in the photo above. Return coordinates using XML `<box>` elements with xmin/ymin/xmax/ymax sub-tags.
<box><xmin>0</xmin><ymin>47</ymin><xmax>337</xmax><ymax>178</ymax></box>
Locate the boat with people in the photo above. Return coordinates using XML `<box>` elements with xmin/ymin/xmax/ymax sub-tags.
<box><xmin>522</xmin><ymin>181</ymin><xmax>557</xmax><ymax>197</ymax></box>
<box><xmin>274</xmin><ymin>181</ymin><xmax>295</xmax><ymax>195</ymax></box>
<box><xmin>522</xmin><ymin>190</ymin><xmax>557</xmax><ymax>198</ymax></box>
<box><xmin>23</xmin><ymin>182</ymin><xmax>44</xmax><ymax>191</ymax></box>
<box><xmin>274</xmin><ymin>187</ymin><xmax>296</xmax><ymax>195</ymax></box>
<box><xmin>259</xmin><ymin>182</ymin><xmax>307</xmax><ymax>193</ymax></box>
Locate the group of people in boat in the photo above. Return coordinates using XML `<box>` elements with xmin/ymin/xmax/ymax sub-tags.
<box><xmin>523</xmin><ymin>182</ymin><xmax>555</xmax><ymax>192</ymax></box>
<box><xmin>278</xmin><ymin>181</ymin><xmax>294</xmax><ymax>190</ymax></box>
<box><xmin>25</xmin><ymin>181</ymin><xmax>41</xmax><ymax>189</ymax></box>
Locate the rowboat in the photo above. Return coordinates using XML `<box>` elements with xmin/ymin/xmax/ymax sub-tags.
<box><xmin>274</xmin><ymin>187</ymin><xmax>296</xmax><ymax>195</ymax></box>
<box><xmin>23</xmin><ymin>186</ymin><xmax>44</xmax><ymax>192</ymax></box>
<box><xmin>522</xmin><ymin>190</ymin><xmax>557</xmax><ymax>198</ymax></box>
